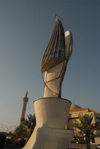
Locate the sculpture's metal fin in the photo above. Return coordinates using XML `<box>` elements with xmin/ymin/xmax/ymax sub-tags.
<box><xmin>41</xmin><ymin>16</ymin><xmax>66</xmax><ymax>73</ymax></box>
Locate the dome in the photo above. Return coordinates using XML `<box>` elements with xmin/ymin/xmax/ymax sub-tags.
<box><xmin>70</xmin><ymin>103</ymin><xmax>82</xmax><ymax>111</ymax></box>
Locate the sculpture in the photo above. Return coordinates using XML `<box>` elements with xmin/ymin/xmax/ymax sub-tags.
<box><xmin>41</xmin><ymin>16</ymin><xmax>73</xmax><ymax>98</ymax></box>
<box><xmin>23</xmin><ymin>16</ymin><xmax>73</xmax><ymax>149</ymax></box>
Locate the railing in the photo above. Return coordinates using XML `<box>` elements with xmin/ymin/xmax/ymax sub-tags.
<box><xmin>68</xmin><ymin>144</ymin><xmax>97</xmax><ymax>149</ymax></box>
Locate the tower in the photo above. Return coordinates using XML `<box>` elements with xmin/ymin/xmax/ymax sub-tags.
<box><xmin>20</xmin><ymin>91</ymin><xmax>29</xmax><ymax>125</ymax></box>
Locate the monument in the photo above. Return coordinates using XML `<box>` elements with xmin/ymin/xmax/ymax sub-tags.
<box><xmin>23</xmin><ymin>16</ymin><xmax>73</xmax><ymax>149</ymax></box>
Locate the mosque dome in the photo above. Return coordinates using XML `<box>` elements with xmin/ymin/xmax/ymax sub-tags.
<box><xmin>70</xmin><ymin>103</ymin><xmax>82</xmax><ymax>111</ymax></box>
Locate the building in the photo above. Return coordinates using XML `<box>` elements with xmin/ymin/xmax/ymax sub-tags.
<box><xmin>68</xmin><ymin>103</ymin><xmax>100</xmax><ymax>143</ymax></box>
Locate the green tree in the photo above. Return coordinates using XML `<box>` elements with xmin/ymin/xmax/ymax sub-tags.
<box><xmin>7</xmin><ymin>114</ymin><xmax>36</xmax><ymax>148</ymax></box>
<box><xmin>73</xmin><ymin>114</ymin><xmax>97</xmax><ymax>149</ymax></box>
<box><xmin>24</xmin><ymin>114</ymin><xmax>36</xmax><ymax>139</ymax></box>
<box><xmin>14</xmin><ymin>114</ymin><xmax>36</xmax><ymax>141</ymax></box>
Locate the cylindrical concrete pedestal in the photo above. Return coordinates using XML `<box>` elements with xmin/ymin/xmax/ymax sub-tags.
<box><xmin>23</xmin><ymin>98</ymin><xmax>73</xmax><ymax>149</ymax></box>
<box><xmin>34</xmin><ymin>97</ymin><xmax>71</xmax><ymax>128</ymax></box>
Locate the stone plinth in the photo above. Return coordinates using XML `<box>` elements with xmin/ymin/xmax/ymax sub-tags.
<box><xmin>23</xmin><ymin>98</ymin><xmax>73</xmax><ymax>149</ymax></box>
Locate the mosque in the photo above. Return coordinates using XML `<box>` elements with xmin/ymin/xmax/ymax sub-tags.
<box><xmin>69</xmin><ymin>103</ymin><xmax>100</xmax><ymax>131</ymax></box>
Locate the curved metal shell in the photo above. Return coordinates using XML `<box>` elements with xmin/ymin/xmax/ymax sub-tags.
<box><xmin>41</xmin><ymin>16</ymin><xmax>66</xmax><ymax>73</ymax></box>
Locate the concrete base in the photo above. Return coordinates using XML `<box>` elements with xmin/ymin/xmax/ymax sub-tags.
<box><xmin>23</xmin><ymin>98</ymin><xmax>73</xmax><ymax>149</ymax></box>
<box><xmin>23</xmin><ymin>127</ymin><xmax>73</xmax><ymax>149</ymax></box>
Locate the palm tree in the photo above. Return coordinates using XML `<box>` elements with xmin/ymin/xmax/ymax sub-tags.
<box><xmin>7</xmin><ymin>124</ymin><xmax>27</xmax><ymax>148</ymax></box>
<box><xmin>73</xmin><ymin>114</ymin><xmax>97</xmax><ymax>149</ymax></box>
<box><xmin>7</xmin><ymin>114</ymin><xmax>36</xmax><ymax>148</ymax></box>
<box><xmin>24</xmin><ymin>114</ymin><xmax>36</xmax><ymax>139</ymax></box>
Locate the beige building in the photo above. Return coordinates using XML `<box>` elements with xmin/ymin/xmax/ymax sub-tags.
<box><xmin>68</xmin><ymin>104</ymin><xmax>100</xmax><ymax>143</ymax></box>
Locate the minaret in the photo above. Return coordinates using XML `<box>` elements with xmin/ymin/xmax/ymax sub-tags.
<box><xmin>20</xmin><ymin>91</ymin><xmax>29</xmax><ymax>125</ymax></box>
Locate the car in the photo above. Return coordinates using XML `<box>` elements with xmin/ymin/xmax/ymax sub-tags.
<box><xmin>97</xmin><ymin>144</ymin><xmax>100</xmax><ymax>149</ymax></box>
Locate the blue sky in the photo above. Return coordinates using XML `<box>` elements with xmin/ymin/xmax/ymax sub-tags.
<box><xmin>0</xmin><ymin>0</ymin><xmax>100</xmax><ymax>131</ymax></box>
